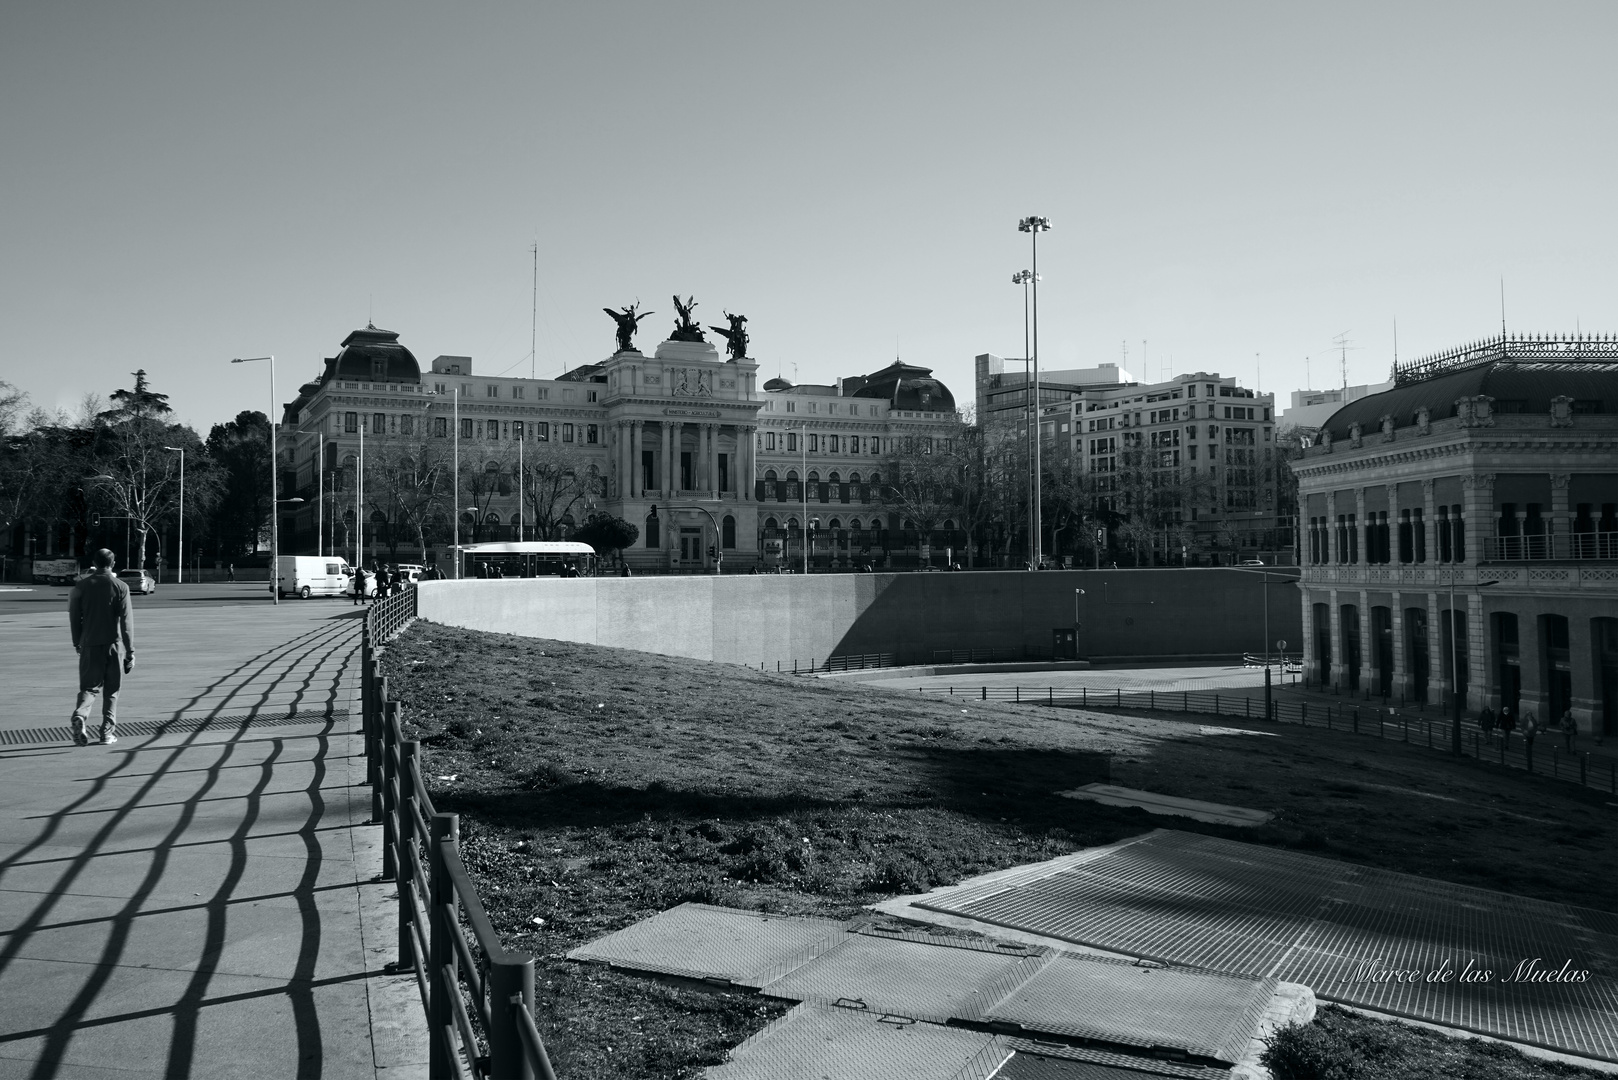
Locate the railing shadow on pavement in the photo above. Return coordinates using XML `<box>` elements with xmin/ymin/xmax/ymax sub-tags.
<box><xmin>363</xmin><ymin>583</ymin><xmax>559</xmax><ymax>1080</ymax></box>
<box><xmin>0</xmin><ymin>617</ymin><xmax>365</xmax><ymax>1079</ymax></box>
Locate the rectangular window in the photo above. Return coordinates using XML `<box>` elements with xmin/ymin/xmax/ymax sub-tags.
<box><xmin>809</xmin><ymin>434</ymin><xmax>819</xmax><ymax>452</ymax></box>
<box><xmin>786</xmin><ymin>401</ymin><xmax>796</xmax><ymax>413</ymax></box>
<box><xmin>1189</xmin><ymin>444</ymin><xmax>1198</xmax><ymax>460</ymax></box>
<box><xmin>434</xmin><ymin>382</ymin><xmax>447</xmax><ymax>395</ymax></box>
<box><xmin>460</xmin><ymin>418</ymin><xmax>473</xmax><ymax>439</ymax></box>
<box><xmin>486</xmin><ymin>419</ymin><xmax>499</xmax><ymax>439</ymax></box>
<box><xmin>562</xmin><ymin>423</ymin><xmax>574</xmax><ymax>443</ymax></box>
<box><xmin>849</xmin><ymin>436</ymin><xmax>859</xmax><ymax>454</ymax></box>
<box><xmin>434</xmin><ymin>416</ymin><xmax>447</xmax><ymax>438</ymax></box>
<box><xmin>870</xmin><ymin>437</ymin><xmax>880</xmax><ymax>454</ymax></box>
<box><xmin>373</xmin><ymin>412</ymin><xmax>385</xmax><ymax>433</ymax></box>
<box><xmin>586</xmin><ymin>424</ymin><xmax>599</xmax><ymax>444</ymax></box>
<box><xmin>486</xmin><ymin>385</ymin><xmax>498</xmax><ymax>397</ymax></box>
<box><xmin>512</xmin><ymin>421</ymin><xmax>523</xmax><ymax>440</ymax></box>
<box><xmin>829</xmin><ymin>435</ymin><xmax>839</xmax><ymax>453</ymax></box>
<box><xmin>588</xmin><ymin>390</ymin><xmax>598</xmax><ymax>402</ymax></box>
<box><xmin>345</xmin><ymin>412</ymin><xmax>358</xmax><ymax>433</ymax></box>
<box><xmin>536</xmin><ymin>422</ymin><xmax>550</xmax><ymax>441</ymax></box>
<box><xmin>787</xmin><ymin>432</ymin><xmax>798</xmax><ymax>451</ymax></box>
<box><xmin>399</xmin><ymin>414</ymin><xmax>414</xmax><ymax>435</ymax></box>
<box><xmin>766</xmin><ymin>431</ymin><xmax>776</xmax><ymax>450</ymax></box>
<box><xmin>512</xmin><ymin>386</ymin><xmax>524</xmax><ymax>399</ymax></box>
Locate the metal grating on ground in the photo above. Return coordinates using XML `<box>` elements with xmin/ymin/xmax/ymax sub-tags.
<box><xmin>1003</xmin><ymin>1040</ymin><xmax>1230</xmax><ymax>1080</ymax></box>
<box><xmin>759</xmin><ymin>926</ymin><xmax>1052</xmax><ymax>1024</ymax></box>
<box><xmin>996</xmin><ymin>1053</ymin><xmax>1225</xmax><ymax>1080</ymax></box>
<box><xmin>919</xmin><ymin>830</ymin><xmax>1618</xmax><ymax>1063</ymax></box>
<box><xmin>567</xmin><ymin>903</ymin><xmax>848</xmax><ymax>988</ymax></box>
<box><xmin>984</xmin><ymin>952</ymin><xmax>1274</xmax><ymax>1063</ymax></box>
<box><xmin>704</xmin><ymin>1003</ymin><xmax>1011</xmax><ymax>1080</ymax></box>
<box><xmin>0</xmin><ymin>710</ymin><xmax>351</xmax><ymax>747</ymax></box>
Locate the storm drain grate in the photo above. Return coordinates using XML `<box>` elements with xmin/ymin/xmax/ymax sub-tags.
<box><xmin>984</xmin><ymin>951</ymin><xmax>1274</xmax><ymax>1063</ymax></box>
<box><xmin>919</xmin><ymin>830</ymin><xmax>1618</xmax><ymax>1063</ymax></box>
<box><xmin>704</xmin><ymin>1003</ymin><xmax>1010</xmax><ymax>1080</ymax></box>
<box><xmin>567</xmin><ymin>902</ymin><xmax>848</xmax><ymax>988</ymax></box>
<box><xmin>759</xmin><ymin>926</ymin><xmax>1052</xmax><ymax>1024</ymax></box>
<box><xmin>1004</xmin><ymin>1040</ymin><xmax>1232</xmax><ymax>1079</ymax></box>
<box><xmin>1</xmin><ymin>710</ymin><xmax>351</xmax><ymax>747</ymax></box>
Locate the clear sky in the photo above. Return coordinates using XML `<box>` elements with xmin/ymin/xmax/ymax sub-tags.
<box><xmin>4</xmin><ymin>1</ymin><xmax>1615</xmax><ymax>432</ymax></box>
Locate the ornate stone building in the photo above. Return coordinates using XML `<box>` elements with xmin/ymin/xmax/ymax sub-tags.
<box><xmin>276</xmin><ymin>320</ymin><xmax>960</xmax><ymax>573</ymax></box>
<box><xmin>1292</xmin><ymin>333</ymin><xmax>1618</xmax><ymax>739</ymax></box>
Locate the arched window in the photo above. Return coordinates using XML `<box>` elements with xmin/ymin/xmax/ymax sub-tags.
<box><xmin>829</xmin><ymin>518</ymin><xmax>842</xmax><ymax>529</ymax></box>
<box><xmin>944</xmin><ymin>519</ymin><xmax>956</xmax><ymax>530</ymax></box>
<box><xmin>485</xmin><ymin>513</ymin><xmax>502</xmax><ymax>525</ymax></box>
<box><xmin>645</xmin><ymin>514</ymin><xmax>660</xmax><ymax>547</ymax></box>
<box><xmin>787</xmin><ymin>516</ymin><xmax>801</xmax><ymax>532</ymax></box>
<box><xmin>869</xmin><ymin>472</ymin><xmax>882</xmax><ymax>486</ymax></box>
<box><xmin>764</xmin><ymin>517</ymin><xmax>779</xmax><ymax>530</ymax></box>
<box><xmin>371</xmin><ymin>510</ymin><xmax>388</xmax><ymax>525</ymax></box>
<box><xmin>765</xmin><ymin>469</ymin><xmax>778</xmax><ymax>481</ymax></box>
<box><xmin>808</xmin><ymin>470</ymin><xmax>820</xmax><ymax>482</ymax></box>
<box><xmin>786</xmin><ymin>469</ymin><xmax>799</xmax><ymax>481</ymax></box>
<box><xmin>722</xmin><ymin>514</ymin><xmax>736</xmax><ymax>548</ymax></box>
<box><xmin>849</xmin><ymin>472</ymin><xmax>862</xmax><ymax>484</ymax></box>
<box><xmin>829</xmin><ymin>471</ymin><xmax>841</xmax><ymax>483</ymax></box>
<box><xmin>850</xmin><ymin>518</ymin><xmax>862</xmax><ymax>531</ymax></box>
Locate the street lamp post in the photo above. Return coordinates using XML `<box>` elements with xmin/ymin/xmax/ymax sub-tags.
<box><xmin>1450</xmin><ymin>573</ymin><xmax>1500</xmax><ymax>755</ymax></box>
<box><xmin>162</xmin><ymin>446</ymin><xmax>185</xmax><ymax>583</ymax></box>
<box><xmin>231</xmin><ymin>355</ymin><xmax>278</xmax><ymax>604</ymax></box>
<box><xmin>1018</xmin><ymin>215</ymin><xmax>1050</xmax><ymax>567</ymax></box>
<box><xmin>648</xmin><ymin>503</ymin><xmax>724</xmax><ymax>575</ymax></box>
<box><xmin>1012</xmin><ymin>270</ymin><xmax>1038</xmax><ymax>570</ymax></box>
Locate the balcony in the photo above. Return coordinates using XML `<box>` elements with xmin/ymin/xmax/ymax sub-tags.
<box><xmin>1488</xmin><ymin>532</ymin><xmax>1618</xmax><ymax>561</ymax></box>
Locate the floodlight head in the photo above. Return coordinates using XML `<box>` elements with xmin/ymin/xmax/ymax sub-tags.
<box><xmin>1017</xmin><ymin>216</ymin><xmax>1051</xmax><ymax>233</ymax></box>
<box><xmin>163</xmin><ymin>445</ymin><xmax>183</xmax><ymax>452</ymax></box>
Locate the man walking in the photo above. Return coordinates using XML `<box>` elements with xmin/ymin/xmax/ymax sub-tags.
<box><xmin>68</xmin><ymin>548</ymin><xmax>135</xmax><ymax>746</ymax></box>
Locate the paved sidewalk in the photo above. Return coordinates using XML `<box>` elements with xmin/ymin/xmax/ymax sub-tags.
<box><xmin>0</xmin><ymin>601</ymin><xmax>427</xmax><ymax>1079</ymax></box>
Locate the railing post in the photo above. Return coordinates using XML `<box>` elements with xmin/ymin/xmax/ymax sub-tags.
<box><xmin>398</xmin><ymin>740</ymin><xmax>421</xmax><ymax>971</ymax></box>
<box><xmin>372</xmin><ymin>669</ymin><xmax>387</xmax><ymax>822</ymax></box>
<box><xmin>381</xmin><ymin>701</ymin><xmax>400</xmax><ymax>882</ymax></box>
<box><xmin>429</xmin><ymin>814</ymin><xmax>459</xmax><ymax>1080</ymax></box>
<box><xmin>488</xmin><ymin>955</ymin><xmax>537</xmax><ymax>1080</ymax></box>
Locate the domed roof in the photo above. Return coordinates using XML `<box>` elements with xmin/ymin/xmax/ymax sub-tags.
<box><xmin>762</xmin><ymin>375</ymin><xmax>794</xmax><ymax>392</ymax></box>
<box><xmin>1319</xmin><ymin>336</ymin><xmax>1618</xmax><ymax>440</ymax></box>
<box><xmin>848</xmin><ymin>361</ymin><xmax>955</xmax><ymax>413</ymax></box>
<box><xmin>329</xmin><ymin>325</ymin><xmax>421</xmax><ymax>383</ymax></box>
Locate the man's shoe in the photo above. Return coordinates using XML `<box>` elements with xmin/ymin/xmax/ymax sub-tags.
<box><xmin>71</xmin><ymin>720</ymin><xmax>88</xmax><ymax>747</ymax></box>
<box><xmin>98</xmin><ymin>730</ymin><xmax>117</xmax><ymax>745</ymax></box>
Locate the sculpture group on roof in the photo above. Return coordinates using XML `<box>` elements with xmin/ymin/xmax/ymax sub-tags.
<box><xmin>602</xmin><ymin>295</ymin><xmax>750</xmax><ymax>360</ymax></box>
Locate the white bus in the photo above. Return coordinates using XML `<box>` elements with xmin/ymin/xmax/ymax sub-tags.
<box><xmin>457</xmin><ymin>541</ymin><xmax>598</xmax><ymax>579</ymax></box>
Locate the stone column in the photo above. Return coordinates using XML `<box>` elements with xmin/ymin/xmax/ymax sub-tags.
<box><xmin>1390</xmin><ymin>591</ymin><xmax>1407</xmax><ymax>698</ymax></box>
<box><xmin>1354</xmin><ymin>488</ymin><xmax>1368</xmax><ymax>565</ymax></box>
<box><xmin>661</xmin><ymin>422</ymin><xmax>674</xmax><ymax>495</ymax></box>
<box><xmin>1328</xmin><ymin>590</ymin><xmax>1344</xmax><ymax>687</ymax></box>
<box><xmin>1301</xmin><ymin>595</ymin><xmax>1317</xmax><ymax>682</ymax></box>
<box><xmin>1327</xmin><ymin>492</ymin><xmax>1339</xmax><ymax>563</ymax></box>
<box><xmin>1463</xmin><ymin>474</ymin><xmax>1493</xmax><ymax>565</ymax></box>
<box><xmin>627</xmin><ymin>421</ymin><xmax>640</xmax><ymax>499</ymax></box>
<box><xmin>711</xmin><ymin>424</ymin><xmax>721</xmax><ymax>497</ymax></box>
<box><xmin>1421</xmin><ymin>479</ymin><xmax>1436</xmax><ymax>565</ymax></box>
<box><xmin>1427</xmin><ymin>590</ymin><xmax>1446</xmax><ymax>706</ymax></box>
<box><xmin>1551</xmin><ymin>473</ymin><xmax>1571</xmax><ymax>559</ymax></box>
<box><xmin>744</xmin><ymin>426</ymin><xmax>756</xmax><ymax>502</ymax></box>
<box><xmin>1387</xmin><ymin>484</ymin><xmax>1401</xmax><ymax>565</ymax></box>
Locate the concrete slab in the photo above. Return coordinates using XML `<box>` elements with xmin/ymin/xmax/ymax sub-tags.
<box><xmin>1055</xmin><ymin>784</ymin><xmax>1274</xmax><ymax>827</ymax></box>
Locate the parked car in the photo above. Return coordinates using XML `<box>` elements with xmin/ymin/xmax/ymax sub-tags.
<box><xmin>117</xmin><ymin>569</ymin><xmax>157</xmax><ymax>594</ymax></box>
<box><xmin>394</xmin><ymin>563</ymin><xmax>425</xmax><ymax>583</ymax></box>
<box><xmin>1239</xmin><ymin>559</ymin><xmax>1266</xmax><ymax>567</ymax></box>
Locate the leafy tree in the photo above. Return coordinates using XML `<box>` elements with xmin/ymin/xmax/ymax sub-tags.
<box><xmin>205</xmin><ymin>411</ymin><xmax>272</xmax><ymax>557</ymax></box>
<box><xmin>574</xmin><ymin>513</ymin><xmax>639</xmax><ymax>565</ymax></box>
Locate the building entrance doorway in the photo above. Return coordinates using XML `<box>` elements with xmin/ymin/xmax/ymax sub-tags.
<box><xmin>1406</xmin><ymin>607</ymin><xmax>1430</xmax><ymax>703</ymax></box>
<box><xmin>1340</xmin><ymin>605</ymin><xmax>1361</xmax><ymax>693</ymax></box>
<box><xmin>1372</xmin><ymin>607</ymin><xmax>1393</xmax><ymax>697</ymax></box>
<box><xmin>679</xmin><ymin>528</ymin><xmax>704</xmax><ymax>567</ymax></box>
<box><xmin>1312</xmin><ymin>603</ymin><xmax>1331</xmax><ymax>685</ymax></box>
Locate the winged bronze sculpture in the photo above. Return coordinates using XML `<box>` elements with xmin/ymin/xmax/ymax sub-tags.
<box><xmin>670</xmin><ymin>295</ymin><xmax>706</xmax><ymax>343</ymax></box>
<box><xmin>708</xmin><ymin>311</ymin><xmax>749</xmax><ymax>361</ymax></box>
<box><xmin>603</xmin><ymin>301</ymin><xmax>654</xmax><ymax>353</ymax></box>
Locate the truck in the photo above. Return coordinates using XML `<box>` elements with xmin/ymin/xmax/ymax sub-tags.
<box><xmin>31</xmin><ymin>558</ymin><xmax>83</xmax><ymax>585</ymax></box>
<box><xmin>274</xmin><ymin>555</ymin><xmax>353</xmax><ymax>599</ymax></box>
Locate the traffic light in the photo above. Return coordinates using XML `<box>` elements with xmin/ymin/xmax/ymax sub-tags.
<box><xmin>708</xmin><ymin>545</ymin><xmax>716</xmax><ymax>559</ymax></box>
<box><xmin>91</xmin><ymin>513</ymin><xmax>101</xmax><ymax>527</ymax></box>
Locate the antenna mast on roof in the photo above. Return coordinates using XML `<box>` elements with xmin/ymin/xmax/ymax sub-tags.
<box><xmin>531</xmin><ymin>238</ymin><xmax>538</xmax><ymax>379</ymax></box>
<box><xmin>1333</xmin><ymin>330</ymin><xmax>1352</xmax><ymax>390</ymax></box>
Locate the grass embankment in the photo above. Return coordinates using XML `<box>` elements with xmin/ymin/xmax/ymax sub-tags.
<box><xmin>381</xmin><ymin>623</ymin><xmax>1616</xmax><ymax>1080</ymax></box>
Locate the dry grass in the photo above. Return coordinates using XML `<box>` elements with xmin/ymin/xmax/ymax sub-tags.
<box><xmin>381</xmin><ymin>621</ymin><xmax>1616</xmax><ymax>1080</ymax></box>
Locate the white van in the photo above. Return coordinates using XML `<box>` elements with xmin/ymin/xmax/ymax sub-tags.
<box><xmin>276</xmin><ymin>556</ymin><xmax>353</xmax><ymax>599</ymax></box>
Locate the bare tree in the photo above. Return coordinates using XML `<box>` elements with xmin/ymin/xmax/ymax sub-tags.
<box><xmin>517</xmin><ymin>441</ymin><xmax>602</xmax><ymax>540</ymax></box>
<box><xmin>364</xmin><ymin>430</ymin><xmax>454</xmax><ymax>562</ymax></box>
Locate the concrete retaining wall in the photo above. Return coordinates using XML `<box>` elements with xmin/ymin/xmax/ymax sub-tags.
<box><xmin>415</xmin><ymin>568</ymin><xmax>1302</xmax><ymax>669</ymax></box>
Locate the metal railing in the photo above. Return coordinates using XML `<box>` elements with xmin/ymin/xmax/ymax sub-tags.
<box><xmin>914</xmin><ymin>682</ymin><xmax>1617</xmax><ymax>794</ymax></box>
<box><xmin>363</xmin><ymin>586</ymin><xmax>558</xmax><ymax>1080</ymax></box>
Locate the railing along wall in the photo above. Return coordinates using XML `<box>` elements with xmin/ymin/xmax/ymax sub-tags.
<box><xmin>363</xmin><ymin>585</ymin><xmax>559</xmax><ymax>1080</ymax></box>
<box><xmin>914</xmin><ymin>682</ymin><xmax>1617</xmax><ymax>794</ymax></box>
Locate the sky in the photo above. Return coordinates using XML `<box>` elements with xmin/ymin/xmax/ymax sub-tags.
<box><xmin>4</xmin><ymin>1</ymin><xmax>1616</xmax><ymax>433</ymax></box>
